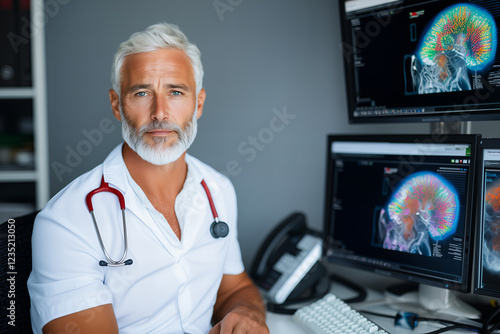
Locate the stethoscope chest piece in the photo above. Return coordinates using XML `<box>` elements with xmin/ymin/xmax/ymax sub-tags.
<box><xmin>210</xmin><ymin>219</ymin><xmax>229</xmax><ymax>238</ymax></box>
<box><xmin>201</xmin><ymin>179</ymin><xmax>229</xmax><ymax>239</ymax></box>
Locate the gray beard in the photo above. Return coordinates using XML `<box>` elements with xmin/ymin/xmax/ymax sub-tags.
<box><xmin>120</xmin><ymin>108</ymin><xmax>198</xmax><ymax>165</ymax></box>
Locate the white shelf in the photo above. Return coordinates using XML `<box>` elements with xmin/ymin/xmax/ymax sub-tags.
<box><xmin>0</xmin><ymin>0</ymin><xmax>49</xmax><ymax>211</ymax></box>
<box><xmin>0</xmin><ymin>170</ymin><xmax>36</xmax><ymax>182</ymax></box>
<box><xmin>0</xmin><ymin>88</ymin><xmax>34</xmax><ymax>99</ymax></box>
<box><xmin>32</xmin><ymin>0</ymin><xmax>49</xmax><ymax>209</ymax></box>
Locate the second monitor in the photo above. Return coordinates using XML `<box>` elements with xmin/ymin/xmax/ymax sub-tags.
<box><xmin>323</xmin><ymin>134</ymin><xmax>480</xmax><ymax>318</ymax></box>
<box><xmin>475</xmin><ymin>138</ymin><xmax>500</xmax><ymax>299</ymax></box>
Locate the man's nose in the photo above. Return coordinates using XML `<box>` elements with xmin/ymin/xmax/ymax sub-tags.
<box><xmin>151</xmin><ymin>94</ymin><xmax>169</xmax><ymax>121</ymax></box>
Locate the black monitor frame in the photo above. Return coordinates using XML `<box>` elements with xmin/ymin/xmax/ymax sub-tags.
<box><xmin>323</xmin><ymin>134</ymin><xmax>480</xmax><ymax>293</ymax></box>
<box><xmin>474</xmin><ymin>138</ymin><xmax>500</xmax><ymax>298</ymax></box>
<box><xmin>339</xmin><ymin>0</ymin><xmax>500</xmax><ymax>124</ymax></box>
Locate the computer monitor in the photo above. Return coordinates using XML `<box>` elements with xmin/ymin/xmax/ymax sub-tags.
<box><xmin>339</xmin><ymin>0</ymin><xmax>500</xmax><ymax>123</ymax></box>
<box><xmin>474</xmin><ymin>138</ymin><xmax>500</xmax><ymax>298</ymax></box>
<box><xmin>323</xmin><ymin>134</ymin><xmax>480</xmax><ymax>317</ymax></box>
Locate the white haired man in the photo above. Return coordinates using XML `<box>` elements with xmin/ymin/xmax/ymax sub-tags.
<box><xmin>28</xmin><ymin>23</ymin><xmax>269</xmax><ymax>334</ymax></box>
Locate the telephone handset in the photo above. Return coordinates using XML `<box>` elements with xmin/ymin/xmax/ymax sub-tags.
<box><xmin>250</xmin><ymin>212</ymin><xmax>329</xmax><ymax>309</ymax></box>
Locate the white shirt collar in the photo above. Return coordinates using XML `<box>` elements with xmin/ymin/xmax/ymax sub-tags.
<box><xmin>101</xmin><ymin>143</ymin><xmax>203</xmax><ymax>194</ymax></box>
<box><xmin>102</xmin><ymin>143</ymin><xmax>205</xmax><ymax>234</ymax></box>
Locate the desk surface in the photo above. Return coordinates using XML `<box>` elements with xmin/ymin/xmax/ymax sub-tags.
<box><xmin>265</xmin><ymin>281</ymin><xmax>484</xmax><ymax>334</ymax></box>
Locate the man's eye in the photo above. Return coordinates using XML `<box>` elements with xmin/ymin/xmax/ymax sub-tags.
<box><xmin>136</xmin><ymin>92</ymin><xmax>147</xmax><ymax>97</ymax></box>
<box><xmin>171</xmin><ymin>91</ymin><xmax>182</xmax><ymax>96</ymax></box>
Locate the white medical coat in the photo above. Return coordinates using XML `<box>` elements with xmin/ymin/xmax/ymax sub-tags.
<box><xmin>27</xmin><ymin>143</ymin><xmax>244</xmax><ymax>334</ymax></box>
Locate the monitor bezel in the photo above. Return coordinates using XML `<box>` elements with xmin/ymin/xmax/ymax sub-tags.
<box><xmin>473</xmin><ymin>137</ymin><xmax>500</xmax><ymax>298</ymax></box>
<box><xmin>322</xmin><ymin>133</ymin><xmax>480</xmax><ymax>293</ymax></box>
<box><xmin>338</xmin><ymin>0</ymin><xmax>500</xmax><ymax>124</ymax></box>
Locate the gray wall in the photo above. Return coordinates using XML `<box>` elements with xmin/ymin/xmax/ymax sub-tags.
<box><xmin>44</xmin><ymin>0</ymin><xmax>498</xmax><ymax>282</ymax></box>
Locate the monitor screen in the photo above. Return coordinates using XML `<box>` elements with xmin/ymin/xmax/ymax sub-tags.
<box><xmin>323</xmin><ymin>134</ymin><xmax>480</xmax><ymax>293</ymax></box>
<box><xmin>339</xmin><ymin>0</ymin><xmax>500</xmax><ymax>123</ymax></box>
<box><xmin>474</xmin><ymin>138</ymin><xmax>500</xmax><ymax>298</ymax></box>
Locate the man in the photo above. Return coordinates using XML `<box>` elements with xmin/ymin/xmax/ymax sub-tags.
<box><xmin>28</xmin><ymin>23</ymin><xmax>269</xmax><ymax>334</ymax></box>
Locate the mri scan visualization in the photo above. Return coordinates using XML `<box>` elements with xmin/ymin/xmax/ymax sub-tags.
<box><xmin>412</xmin><ymin>4</ymin><xmax>497</xmax><ymax>94</ymax></box>
<box><xmin>483</xmin><ymin>175</ymin><xmax>500</xmax><ymax>274</ymax></box>
<box><xmin>379</xmin><ymin>172</ymin><xmax>459</xmax><ymax>256</ymax></box>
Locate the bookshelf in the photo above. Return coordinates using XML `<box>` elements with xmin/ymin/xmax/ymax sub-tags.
<box><xmin>0</xmin><ymin>0</ymin><xmax>48</xmax><ymax>222</ymax></box>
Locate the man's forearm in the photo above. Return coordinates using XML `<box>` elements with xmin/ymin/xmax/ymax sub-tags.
<box><xmin>212</xmin><ymin>282</ymin><xmax>266</xmax><ymax>324</ymax></box>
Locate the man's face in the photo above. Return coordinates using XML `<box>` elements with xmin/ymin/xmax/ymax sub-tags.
<box><xmin>110</xmin><ymin>48</ymin><xmax>206</xmax><ymax>165</ymax></box>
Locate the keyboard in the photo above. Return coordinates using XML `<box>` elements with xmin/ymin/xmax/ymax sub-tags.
<box><xmin>293</xmin><ymin>293</ymin><xmax>389</xmax><ymax>334</ymax></box>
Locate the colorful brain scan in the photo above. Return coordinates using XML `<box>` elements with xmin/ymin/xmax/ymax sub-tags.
<box><xmin>419</xmin><ymin>4</ymin><xmax>497</xmax><ymax>71</ymax></box>
<box><xmin>486</xmin><ymin>180</ymin><xmax>500</xmax><ymax>212</ymax></box>
<box><xmin>388</xmin><ymin>171</ymin><xmax>459</xmax><ymax>241</ymax></box>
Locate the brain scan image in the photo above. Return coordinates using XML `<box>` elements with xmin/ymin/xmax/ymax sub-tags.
<box><xmin>410</xmin><ymin>4</ymin><xmax>497</xmax><ymax>95</ymax></box>
<box><xmin>378</xmin><ymin>171</ymin><xmax>459</xmax><ymax>256</ymax></box>
<box><xmin>482</xmin><ymin>177</ymin><xmax>500</xmax><ymax>274</ymax></box>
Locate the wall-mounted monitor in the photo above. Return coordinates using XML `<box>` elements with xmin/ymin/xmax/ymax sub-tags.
<box><xmin>323</xmin><ymin>134</ymin><xmax>481</xmax><ymax>317</ymax></box>
<box><xmin>474</xmin><ymin>138</ymin><xmax>500</xmax><ymax>298</ymax></box>
<box><xmin>339</xmin><ymin>0</ymin><xmax>500</xmax><ymax>123</ymax></box>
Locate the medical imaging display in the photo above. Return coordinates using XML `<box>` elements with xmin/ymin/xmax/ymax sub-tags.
<box><xmin>340</xmin><ymin>0</ymin><xmax>500</xmax><ymax>123</ymax></box>
<box><xmin>475</xmin><ymin>145</ymin><xmax>500</xmax><ymax>297</ymax></box>
<box><xmin>378</xmin><ymin>171</ymin><xmax>460</xmax><ymax>257</ymax></box>
<box><xmin>412</xmin><ymin>4</ymin><xmax>496</xmax><ymax>94</ymax></box>
<box><xmin>323</xmin><ymin>135</ymin><xmax>478</xmax><ymax>291</ymax></box>
<box><xmin>482</xmin><ymin>172</ymin><xmax>500</xmax><ymax>273</ymax></box>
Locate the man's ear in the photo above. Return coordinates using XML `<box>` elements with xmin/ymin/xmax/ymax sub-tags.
<box><xmin>109</xmin><ymin>89</ymin><xmax>121</xmax><ymax>121</ymax></box>
<box><xmin>196</xmin><ymin>88</ymin><xmax>206</xmax><ymax>119</ymax></box>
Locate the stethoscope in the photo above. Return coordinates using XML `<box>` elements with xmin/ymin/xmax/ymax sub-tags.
<box><xmin>85</xmin><ymin>175</ymin><xmax>229</xmax><ymax>267</ymax></box>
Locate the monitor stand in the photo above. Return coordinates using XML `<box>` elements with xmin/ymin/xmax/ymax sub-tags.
<box><xmin>429</xmin><ymin>120</ymin><xmax>471</xmax><ymax>135</ymax></box>
<box><xmin>384</xmin><ymin>283</ymin><xmax>481</xmax><ymax>319</ymax></box>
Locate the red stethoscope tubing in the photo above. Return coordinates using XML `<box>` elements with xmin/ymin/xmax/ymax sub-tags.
<box><xmin>201</xmin><ymin>179</ymin><xmax>220</xmax><ymax>222</ymax></box>
<box><xmin>86</xmin><ymin>176</ymin><xmax>125</xmax><ymax>211</ymax></box>
<box><xmin>86</xmin><ymin>176</ymin><xmax>219</xmax><ymax>219</ymax></box>
<box><xmin>85</xmin><ymin>175</ymin><xmax>224</xmax><ymax>266</ymax></box>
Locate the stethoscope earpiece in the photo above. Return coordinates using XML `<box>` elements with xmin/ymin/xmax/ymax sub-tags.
<box><xmin>210</xmin><ymin>220</ymin><xmax>229</xmax><ymax>238</ymax></box>
<box><xmin>99</xmin><ymin>259</ymin><xmax>133</xmax><ymax>267</ymax></box>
